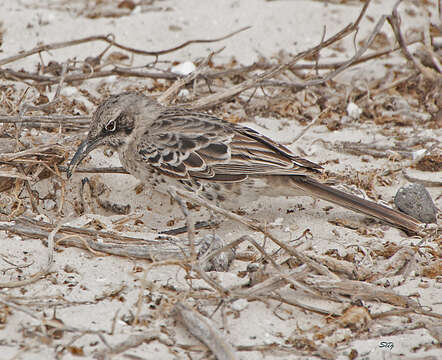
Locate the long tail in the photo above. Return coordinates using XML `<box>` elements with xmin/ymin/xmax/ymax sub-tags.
<box><xmin>290</xmin><ymin>176</ymin><xmax>422</xmax><ymax>234</ymax></box>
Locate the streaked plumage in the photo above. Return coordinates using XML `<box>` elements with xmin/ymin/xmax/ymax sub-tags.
<box><xmin>67</xmin><ymin>92</ymin><xmax>423</xmax><ymax>234</ymax></box>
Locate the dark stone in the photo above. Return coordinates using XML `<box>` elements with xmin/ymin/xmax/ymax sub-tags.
<box><xmin>394</xmin><ymin>183</ymin><xmax>437</xmax><ymax>223</ymax></box>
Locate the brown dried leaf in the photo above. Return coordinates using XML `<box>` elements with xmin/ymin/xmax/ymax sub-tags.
<box><xmin>106</xmin><ymin>51</ymin><xmax>130</xmax><ymax>63</ymax></box>
<box><xmin>337</xmin><ymin>306</ymin><xmax>371</xmax><ymax>331</ymax></box>
<box><xmin>118</xmin><ymin>0</ymin><xmax>136</xmax><ymax>10</ymax></box>
<box><xmin>415</xmin><ymin>154</ymin><xmax>442</xmax><ymax>172</ymax></box>
<box><xmin>421</xmin><ymin>261</ymin><xmax>442</xmax><ymax>279</ymax></box>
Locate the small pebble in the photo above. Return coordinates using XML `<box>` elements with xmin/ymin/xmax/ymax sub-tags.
<box><xmin>171</xmin><ymin>61</ymin><xmax>196</xmax><ymax>76</ymax></box>
<box><xmin>178</xmin><ymin>89</ymin><xmax>190</xmax><ymax>98</ymax></box>
<box><xmin>394</xmin><ymin>183</ymin><xmax>437</xmax><ymax>223</ymax></box>
<box><xmin>271</xmin><ymin>217</ymin><xmax>284</xmax><ymax>226</ymax></box>
<box><xmin>197</xmin><ymin>234</ymin><xmax>235</xmax><ymax>272</ymax></box>
<box><xmin>411</xmin><ymin>149</ymin><xmax>427</xmax><ymax>161</ymax></box>
<box><xmin>44</xmin><ymin>199</ymin><xmax>56</xmax><ymax>211</ymax></box>
<box><xmin>231</xmin><ymin>298</ymin><xmax>248</xmax><ymax>311</ymax></box>
<box><xmin>61</xmin><ymin>86</ymin><xmax>79</xmax><ymax>97</ymax></box>
<box><xmin>34</xmin><ymin>213</ymin><xmax>50</xmax><ymax>223</ymax></box>
<box><xmin>346</xmin><ymin>102</ymin><xmax>362</xmax><ymax>119</ymax></box>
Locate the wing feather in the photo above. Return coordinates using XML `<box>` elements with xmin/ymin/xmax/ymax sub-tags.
<box><xmin>136</xmin><ymin>108</ymin><xmax>322</xmax><ymax>181</ymax></box>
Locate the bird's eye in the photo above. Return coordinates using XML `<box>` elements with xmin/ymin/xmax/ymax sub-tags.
<box><xmin>105</xmin><ymin>119</ymin><xmax>117</xmax><ymax>132</ymax></box>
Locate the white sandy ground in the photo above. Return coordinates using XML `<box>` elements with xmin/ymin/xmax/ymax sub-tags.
<box><xmin>0</xmin><ymin>0</ymin><xmax>441</xmax><ymax>359</ymax></box>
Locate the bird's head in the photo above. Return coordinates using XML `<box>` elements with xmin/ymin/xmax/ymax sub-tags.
<box><xmin>67</xmin><ymin>92</ymin><xmax>158</xmax><ymax>178</ymax></box>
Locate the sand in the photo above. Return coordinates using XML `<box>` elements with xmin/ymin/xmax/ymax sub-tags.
<box><xmin>0</xmin><ymin>1</ymin><xmax>440</xmax><ymax>359</ymax></box>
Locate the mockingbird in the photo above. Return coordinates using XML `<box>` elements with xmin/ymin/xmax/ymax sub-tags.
<box><xmin>67</xmin><ymin>92</ymin><xmax>422</xmax><ymax>233</ymax></box>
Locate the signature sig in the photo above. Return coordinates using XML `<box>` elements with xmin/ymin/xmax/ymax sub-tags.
<box><xmin>379</xmin><ymin>341</ymin><xmax>394</xmax><ymax>350</ymax></box>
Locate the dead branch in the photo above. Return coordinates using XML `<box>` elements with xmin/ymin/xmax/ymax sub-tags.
<box><xmin>0</xmin><ymin>114</ymin><xmax>90</xmax><ymax>126</ymax></box>
<box><xmin>387</xmin><ymin>0</ymin><xmax>441</xmax><ymax>81</ymax></box>
<box><xmin>158</xmin><ymin>48</ymin><xmax>224</xmax><ymax>105</ymax></box>
<box><xmin>186</xmin><ymin>0</ymin><xmax>372</xmax><ymax>109</ymax></box>
<box><xmin>314</xmin><ymin>138</ymin><xmax>439</xmax><ymax>160</ymax></box>
<box><xmin>0</xmin><ymin>27</ymin><xmax>250</xmax><ymax>67</ymax></box>
<box><xmin>1</xmin><ymin>39</ymin><xmax>422</xmax><ymax>87</ymax></box>
<box><xmin>307</xmin><ymin>277</ymin><xmax>420</xmax><ymax>308</ymax></box>
<box><xmin>255</xmin><ymin>12</ymin><xmax>389</xmax><ymax>94</ymax></box>
<box><xmin>0</xmin><ymin>67</ymin><xmax>179</xmax><ymax>85</ymax></box>
<box><xmin>95</xmin><ymin>331</ymin><xmax>173</xmax><ymax>358</ymax></box>
<box><xmin>0</xmin><ymin>217</ymin><xmax>184</xmax><ymax>260</ymax></box>
<box><xmin>174</xmin><ymin>302</ymin><xmax>236</xmax><ymax>360</ymax></box>
<box><xmin>402</xmin><ymin>170</ymin><xmax>442</xmax><ymax>188</ymax></box>
<box><xmin>19</xmin><ymin>63</ymin><xmax>68</xmax><ymax>118</ymax></box>
<box><xmin>57</xmin><ymin>165</ymin><xmax>128</xmax><ymax>175</ymax></box>
<box><xmin>171</xmin><ymin>187</ymin><xmax>339</xmax><ymax>280</ymax></box>
<box><xmin>0</xmin><ymin>143</ymin><xmax>65</xmax><ymax>162</ymax></box>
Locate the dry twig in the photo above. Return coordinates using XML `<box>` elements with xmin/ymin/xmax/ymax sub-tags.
<box><xmin>174</xmin><ymin>302</ymin><xmax>236</xmax><ymax>360</ymax></box>
<box><xmin>387</xmin><ymin>0</ymin><xmax>441</xmax><ymax>81</ymax></box>
<box><xmin>0</xmin><ymin>217</ymin><xmax>184</xmax><ymax>260</ymax></box>
<box><xmin>0</xmin><ymin>28</ymin><xmax>250</xmax><ymax>67</ymax></box>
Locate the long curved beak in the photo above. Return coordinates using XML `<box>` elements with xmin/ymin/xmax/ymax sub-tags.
<box><xmin>66</xmin><ymin>137</ymin><xmax>102</xmax><ymax>178</ymax></box>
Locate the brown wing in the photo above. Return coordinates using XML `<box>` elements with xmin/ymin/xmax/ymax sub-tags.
<box><xmin>137</xmin><ymin>109</ymin><xmax>322</xmax><ymax>181</ymax></box>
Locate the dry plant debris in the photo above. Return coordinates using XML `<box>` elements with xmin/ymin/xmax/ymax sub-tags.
<box><xmin>0</xmin><ymin>0</ymin><xmax>440</xmax><ymax>359</ymax></box>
